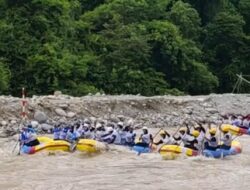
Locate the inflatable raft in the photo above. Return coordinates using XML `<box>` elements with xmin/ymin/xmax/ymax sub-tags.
<box><xmin>21</xmin><ymin>137</ymin><xmax>105</xmax><ymax>154</ymax></box>
<box><xmin>76</xmin><ymin>139</ymin><xmax>107</xmax><ymax>153</ymax></box>
<box><xmin>21</xmin><ymin>136</ymin><xmax>70</xmax><ymax>154</ymax></box>
<box><xmin>132</xmin><ymin>143</ymin><xmax>157</xmax><ymax>154</ymax></box>
<box><xmin>203</xmin><ymin>141</ymin><xmax>242</xmax><ymax>158</ymax></box>
<box><xmin>222</xmin><ymin>124</ymin><xmax>250</xmax><ymax>136</ymax></box>
<box><xmin>159</xmin><ymin>145</ymin><xmax>198</xmax><ymax>160</ymax></box>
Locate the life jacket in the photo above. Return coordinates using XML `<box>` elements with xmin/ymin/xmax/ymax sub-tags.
<box><xmin>180</xmin><ymin>133</ymin><xmax>194</xmax><ymax>146</ymax></box>
<box><xmin>59</xmin><ymin>129</ymin><xmax>68</xmax><ymax>140</ymax></box>
<box><xmin>197</xmin><ymin>131</ymin><xmax>205</xmax><ymax>144</ymax></box>
<box><xmin>243</xmin><ymin>119</ymin><xmax>250</xmax><ymax>128</ymax></box>
<box><xmin>232</xmin><ymin>119</ymin><xmax>242</xmax><ymax>127</ymax></box>
<box><xmin>20</xmin><ymin>131</ymin><xmax>29</xmax><ymax>144</ymax></box>
<box><xmin>101</xmin><ymin>133</ymin><xmax>114</xmax><ymax>143</ymax></box>
<box><xmin>221</xmin><ymin>132</ymin><xmax>232</xmax><ymax>147</ymax></box>
<box><xmin>95</xmin><ymin>130</ymin><xmax>105</xmax><ymax>141</ymax></box>
<box><xmin>119</xmin><ymin>130</ymin><xmax>126</xmax><ymax>145</ymax></box>
<box><xmin>66</xmin><ymin>131</ymin><xmax>76</xmax><ymax>142</ymax></box>
<box><xmin>83</xmin><ymin>130</ymin><xmax>95</xmax><ymax>139</ymax></box>
<box><xmin>112</xmin><ymin>130</ymin><xmax>121</xmax><ymax>145</ymax></box>
<box><xmin>162</xmin><ymin>136</ymin><xmax>175</xmax><ymax>145</ymax></box>
<box><xmin>141</xmin><ymin>133</ymin><xmax>151</xmax><ymax>144</ymax></box>
<box><xmin>125</xmin><ymin>132</ymin><xmax>136</xmax><ymax>143</ymax></box>
<box><xmin>53</xmin><ymin>128</ymin><xmax>61</xmax><ymax>139</ymax></box>
<box><xmin>207</xmin><ymin>136</ymin><xmax>218</xmax><ymax>148</ymax></box>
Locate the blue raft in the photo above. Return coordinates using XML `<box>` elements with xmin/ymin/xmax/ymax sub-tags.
<box><xmin>203</xmin><ymin>141</ymin><xmax>242</xmax><ymax>158</ymax></box>
<box><xmin>132</xmin><ymin>143</ymin><xmax>157</xmax><ymax>154</ymax></box>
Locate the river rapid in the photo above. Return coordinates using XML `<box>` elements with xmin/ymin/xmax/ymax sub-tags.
<box><xmin>1</xmin><ymin>128</ymin><xmax>250</xmax><ymax>190</ymax></box>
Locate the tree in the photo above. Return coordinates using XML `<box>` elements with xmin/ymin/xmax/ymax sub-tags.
<box><xmin>239</xmin><ymin>0</ymin><xmax>250</xmax><ymax>34</ymax></box>
<box><xmin>204</xmin><ymin>11</ymin><xmax>247</xmax><ymax>92</ymax></box>
<box><xmin>147</xmin><ymin>20</ymin><xmax>218</xmax><ymax>94</ymax></box>
<box><xmin>169</xmin><ymin>1</ymin><xmax>201</xmax><ymax>41</ymax></box>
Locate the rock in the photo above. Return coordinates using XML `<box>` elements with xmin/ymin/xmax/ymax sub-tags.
<box><xmin>55</xmin><ymin>108</ymin><xmax>67</xmax><ymax>117</ymax></box>
<box><xmin>183</xmin><ymin>109</ymin><xmax>192</xmax><ymax>115</ymax></box>
<box><xmin>41</xmin><ymin>123</ymin><xmax>53</xmax><ymax>132</ymax></box>
<box><xmin>34</xmin><ymin>111</ymin><xmax>48</xmax><ymax>123</ymax></box>
<box><xmin>172</xmin><ymin>112</ymin><xmax>179</xmax><ymax>116</ymax></box>
<box><xmin>10</xmin><ymin>120</ymin><xmax>17</xmax><ymax>125</ymax></box>
<box><xmin>54</xmin><ymin>91</ymin><xmax>62</xmax><ymax>96</ymax></box>
<box><xmin>205</xmin><ymin>108</ymin><xmax>218</xmax><ymax>114</ymax></box>
<box><xmin>67</xmin><ymin>112</ymin><xmax>76</xmax><ymax>118</ymax></box>
<box><xmin>1</xmin><ymin>120</ymin><xmax>8</xmax><ymax>126</ymax></box>
<box><xmin>58</xmin><ymin>104</ymin><xmax>69</xmax><ymax>109</ymax></box>
<box><xmin>58</xmin><ymin>117</ymin><xmax>67</xmax><ymax>123</ymax></box>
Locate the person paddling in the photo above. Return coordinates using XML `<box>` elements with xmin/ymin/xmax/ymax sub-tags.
<box><xmin>220</xmin><ymin>125</ymin><xmax>232</xmax><ymax>150</ymax></box>
<box><xmin>124</xmin><ymin>126</ymin><xmax>136</xmax><ymax>147</ymax></box>
<box><xmin>154</xmin><ymin>130</ymin><xmax>176</xmax><ymax>146</ymax></box>
<box><xmin>174</xmin><ymin>127</ymin><xmax>198</xmax><ymax>150</ymax></box>
<box><xmin>19</xmin><ymin>124</ymin><xmax>40</xmax><ymax>147</ymax></box>
<box><xmin>138</xmin><ymin>127</ymin><xmax>153</xmax><ymax>147</ymax></box>
<box><xmin>204</xmin><ymin>128</ymin><xmax>219</xmax><ymax>151</ymax></box>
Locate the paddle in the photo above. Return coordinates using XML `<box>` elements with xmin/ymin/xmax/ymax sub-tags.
<box><xmin>17</xmin><ymin>141</ymin><xmax>23</xmax><ymax>156</ymax></box>
<box><xmin>12</xmin><ymin>140</ymin><xmax>19</xmax><ymax>154</ymax></box>
<box><xmin>149</xmin><ymin>128</ymin><xmax>163</xmax><ymax>146</ymax></box>
<box><xmin>157</xmin><ymin>125</ymin><xmax>184</xmax><ymax>153</ymax></box>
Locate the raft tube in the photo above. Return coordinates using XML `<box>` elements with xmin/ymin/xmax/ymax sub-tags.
<box><xmin>21</xmin><ymin>136</ymin><xmax>70</xmax><ymax>154</ymax></box>
<box><xmin>203</xmin><ymin>141</ymin><xmax>242</xmax><ymax>158</ymax></box>
<box><xmin>222</xmin><ymin>124</ymin><xmax>250</xmax><ymax>136</ymax></box>
<box><xmin>159</xmin><ymin>145</ymin><xmax>198</xmax><ymax>159</ymax></box>
<box><xmin>76</xmin><ymin>139</ymin><xmax>105</xmax><ymax>153</ymax></box>
<box><xmin>132</xmin><ymin>143</ymin><xmax>157</xmax><ymax>154</ymax></box>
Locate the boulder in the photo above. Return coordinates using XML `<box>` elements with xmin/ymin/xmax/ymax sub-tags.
<box><xmin>41</xmin><ymin>123</ymin><xmax>53</xmax><ymax>132</ymax></box>
<box><xmin>1</xmin><ymin>120</ymin><xmax>8</xmax><ymax>126</ymax></box>
<box><xmin>67</xmin><ymin>112</ymin><xmax>76</xmax><ymax>118</ymax></box>
<box><xmin>55</xmin><ymin>108</ymin><xmax>67</xmax><ymax>116</ymax></box>
<box><xmin>58</xmin><ymin>104</ymin><xmax>69</xmax><ymax>109</ymax></box>
<box><xmin>205</xmin><ymin>108</ymin><xmax>218</xmax><ymax>114</ymax></box>
<box><xmin>10</xmin><ymin>120</ymin><xmax>17</xmax><ymax>125</ymax></box>
<box><xmin>34</xmin><ymin>111</ymin><xmax>47</xmax><ymax>123</ymax></box>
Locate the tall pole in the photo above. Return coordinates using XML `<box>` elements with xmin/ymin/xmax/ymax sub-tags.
<box><xmin>21</xmin><ymin>87</ymin><xmax>27</xmax><ymax>122</ymax></box>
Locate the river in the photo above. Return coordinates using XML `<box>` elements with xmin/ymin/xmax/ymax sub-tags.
<box><xmin>1</xmin><ymin>128</ymin><xmax>250</xmax><ymax>190</ymax></box>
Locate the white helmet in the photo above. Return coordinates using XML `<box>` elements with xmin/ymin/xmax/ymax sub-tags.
<box><xmin>96</xmin><ymin>123</ymin><xmax>102</xmax><ymax>129</ymax></box>
<box><xmin>117</xmin><ymin>122</ymin><xmax>123</xmax><ymax>126</ymax></box>
<box><xmin>142</xmin><ymin>126</ymin><xmax>148</xmax><ymax>130</ymax></box>
<box><xmin>107</xmin><ymin>127</ymin><xmax>113</xmax><ymax>132</ymax></box>
<box><xmin>83</xmin><ymin>123</ymin><xmax>89</xmax><ymax>128</ymax></box>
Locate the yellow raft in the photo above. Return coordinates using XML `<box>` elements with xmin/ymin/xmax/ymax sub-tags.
<box><xmin>21</xmin><ymin>136</ymin><xmax>70</xmax><ymax>154</ymax></box>
<box><xmin>159</xmin><ymin>145</ymin><xmax>198</xmax><ymax>160</ymax></box>
<box><xmin>21</xmin><ymin>137</ymin><xmax>104</xmax><ymax>154</ymax></box>
<box><xmin>76</xmin><ymin>139</ymin><xmax>107</xmax><ymax>153</ymax></box>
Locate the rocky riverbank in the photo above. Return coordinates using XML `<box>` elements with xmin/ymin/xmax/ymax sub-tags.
<box><xmin>0</xmin><ymin>93</ymin><xmax>249</xmax><ymax>137</ymax></box>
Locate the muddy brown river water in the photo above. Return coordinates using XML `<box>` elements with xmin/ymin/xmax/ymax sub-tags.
<box><xmin>1</xmin><ymin>128</ymin><xmax>250</xmax><ymax>190</ymax></box>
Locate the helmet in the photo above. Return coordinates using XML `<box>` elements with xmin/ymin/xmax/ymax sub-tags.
<box><xmin>117</xmin><ymin>122</ymin><xmax>123</xmax><ymax>126</ymax></box>
<box><xmin>160</xmin><ymin>131</ymin><xmax>166</xmax><ymax>135</ymax></box>
<box><xmin>142</xmin><ymin>126</ymin><xmax>148</xmax><ymax>130</ymax></box>
<box><xmin>107</xmin><ymin>127</ymin><xmax>113</xmax><ymax>133</ymax></box>
<box><xmin>83</xmin><ymin>123</ymin><xmax>89</xmax><ymax>128</ymax></box>
<box><xmin>209</xmin><ymin>128</ymin><xmax>217</xmax><ymax>135</ymax></box>
<box><xmin>96</xmin><ymin>123</ymin><xmax>102</xmax><ymax>129</ymax></box>
<box><xmin>179</xmin><ymin>127</ymin><xmax>187</xmax><ymax>132</ymax></box>
<box><xmin>84</xmin><ymin>118</ymin><xmax>91</xmax><ymax>124</ymax></box>
<box><xmin>192</xmin><ymin>130</ymin><xmax>200</xmax><ymax>137</ymax></box>
<box><xmin>221</xmin><ymin>125</ymin><xmax>230</xmax><ymax>133</ymax></box>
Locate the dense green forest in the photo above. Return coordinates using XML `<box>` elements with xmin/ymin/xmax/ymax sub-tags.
<box><xmin>0</xmin><ymin>0</ymin><xmax>249</xmax><ymax>96</ymax></box>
